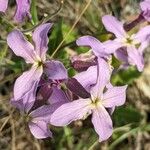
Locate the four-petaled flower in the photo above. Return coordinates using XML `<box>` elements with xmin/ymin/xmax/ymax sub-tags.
<box><xmin>7</xmin><ymin>23</ymin><xmax>52</xmax><ymax>113</ymax></box>
<box><xmin>51</xmin><ymin>58</ymin><xmax>127</xmax><ymax>142</ymax></box>
<box><xmin>102</xmin><ymin>15</ymin><xmax>150</xmax><ymax>71</ymax></box>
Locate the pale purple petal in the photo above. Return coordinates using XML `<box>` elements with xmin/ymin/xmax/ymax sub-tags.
<box><xmin>102</xmin><ymin>15</ymin><xmax>127</xmax><ymax>38</ymax></box>
<box><xmin>13</xmin><ymin>66</ymin><xmax>43</xmax><ymax>101</ymax></box>
<box><xmin>138</xmin><ymin>40</ymin><xmax>150</xmax><ymax>54</ymax></box>
<box><xmin>14</xmin><ymin>0</ymin><xmax>31</xmax><ymax>22</ymax></box>
<box><xmin>44</xmin><ymin>60</ymin><xmax>68</xmax><ymax>80</ymax></box>
<box><xmin>11</xmin><ymin>81</ymin><xmax>38</xmax><ymax>113</ymax></box>
<box><xmin>127</xmin><ymin>46</ymin><xmax>144</xmax><ymax>72</ymax></box>
<box><xmin>76</xmin><ymin>36</ymin><xmax>106</xmax><ymax>57</ymax></box>
<box><xmin>91</xmin><ymin>106</ymin><xmax>113</xmax><ymax>142</ymax></box>
<box><xmin>140</xmin><ymin>0</ymin><xmax>150</xmax><ymax>21</ymax></box>
<box><xmin>29</xmin><ymin>121</ymin><xmax>52</xmax><ymax>139</ymax></box>
<box><xmin>74</xmin><ymin>66</ymin><xmax>97</xmax><ymax>92</ymax></box>
<box><xmin>134</xmin><ymin>25</ymin><xmax>150</xmax><ymax>43</ymax></box>
<box><xmin>50</xmin><ymin>99</ymin><xmax>91</xmax><ymax>126</ymax></box>
<box><xmin>103</xmin><ymin>40</ymin><xmax>122</xmax><ymax>54</ymax></box>
<box><xmin>114</xmin><ymin>47</ymin><xmax>128</xmax><ymax>63</ymax></box>
<box><xmin>33</xmin><ymin>23</ymin><xmax>53</xmax><ymax>61</ymax></box>
<box><xmin>0</xmin><ymin>0</ymin><xmax>8</xmax><ymax>12</ymax></box>
<box><xmin>7</xmin><ymin>30</ymin><xmax>35</xmax><ymax>63</ymax></box>
<box><xmin>102</xmin><ymin>85</ymin><xmax>127</xmax><ymax>107</ymax></box>
<box><xmin>30</xmin><ymin>104</ymin><xmax>62</xmax><ymax>122</ymax></box>
<box><xmin>91</xmin><ymin>58</ymin><xmax>111</xmax><ymax>98</ymax></box>
<box><xmin>48</xmin><ymin>87</ymin><xmax>69</xmax><ymax>104</ymax></box>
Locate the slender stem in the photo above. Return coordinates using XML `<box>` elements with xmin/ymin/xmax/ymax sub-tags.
<box><xmin>22</xmin><ymin>0</ymin><xmax>64</xmax><ymax>33</ymax></box>
<box><xmin>50</xmin><ymin>0</ymin><xmax>92</xmax><ymax>58</ymax></box>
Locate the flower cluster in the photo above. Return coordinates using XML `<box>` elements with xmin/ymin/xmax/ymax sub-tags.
<box><xmin>3</xmin><ymin>0</ymin><xmax>150</xmax><ymax>142</ymax></box>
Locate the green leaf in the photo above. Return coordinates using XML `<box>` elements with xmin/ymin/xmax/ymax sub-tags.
<box><xmin>111</xmin><ymin>67</ymin><xmax>141</xmax><ymax>85</ymax></box>
<box><xmin>113</xmin><ymin>106</ymin><xmax>142</xmax><ymax>127</ymax></box>
<box><xmin>31</xmin><ymin>0</ymin><xmax>38</xmax><ymax>25</ymax></box>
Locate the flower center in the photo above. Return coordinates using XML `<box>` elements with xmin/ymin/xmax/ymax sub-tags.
<box><xmin>91</xmin><ymin>97</ymin><xmax>101</xmax><ymax>108</ymax></box>
<box><xmin>126</xmin><ymin>37</ymin><xmax>133</xmax><ymax>44</ymax></box>
<box><xmin>122</xmin><ymin>35</ymin><xmax>140</xmax><ymax>47</ymax></box>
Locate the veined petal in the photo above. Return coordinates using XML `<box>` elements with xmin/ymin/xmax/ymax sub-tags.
<box><xmin>102</xmin><ymin>85</ymin><xmax>127</xmax><ymax>108</ymax></box>
<box><xmin>76</xmin><ymin>36</ymin><xmax>106</xmax><ymax>57</ymax></box>
<box><xmin>103</xmin><ymin>40</ymin><xmax>122</xmax><ymax>54</ymax></box>
<box><xmin>102</xmin><ymin>15</ymin><xmax>127</xmax><ymax>38</ymax></box>
<box><xmin>33</xmin><ymin>23</ymin><xmax>53</xmax><ymax>61</ymax></box>
<box><xmin>44</xmin><ymin>60</ymin><xmax>68</xmax><ymax>80</ymax></box>
<box><xmin>30</xmin><ymin>104</ymin><xmax>62</xmax><ymax>122</ymax></box>
<box><xmin>11</xmin><ymin>81</ymin><xmax>38</xmax><ymax>113</ymax></box>
<box><xmin>114</xmin><ymin>48</ymin><xmax>128</xmax><ymax>63</ymax></box>
<box><xmin>92</xmin><ymin>106</ymin><xmax>113</xmax><ymax>142</ymax></box>
<box><xmin>134</xmin><ymin>25</ymin><xmax>150</xmax><ymax>43</ymax></box>
<box><xmin>50</xmin><ymin>99</ymin><xmax>91</xmax><ymax>126</ymax></box>
<box><xmin>14</xmin><ymin>0</ymin><xmax>31</xmax><ymax>22</ymax></box>
<box><xmin>0</xmin><ymin>0</ymin><xmax>8</xmax><ymax>12</ymax></box>
<box><xmin>14</xmin><ymin>66</ymin><xmax>43</xmax><ymax>101</ymax></box>
<box><xmin>140</xmin><ymin>0</ymin><xmax>150</xmax><ymax>21</ymax></box>
<box><xmin>91</xmin><ymin>58</ymin><xmax>111</xmax><ymax>98</ymax></box>
<box><xmin>7</xmin><ymin>30</ymin><xmax>35</xmax><ymax>63</ymax></box>
<box><xmin>74</xmin><ymin>66</ymin><xmax>97</xmax><ymax>92</ymax></box>
<box><xmin>28</xmin><ymin>121</ymin><xmax>52</xmax><ymax>139</ymax></box>
<box><xmin>127</xmin><ymin>46</ymin><xmax>144</xmax><ymax>72</ymax></box>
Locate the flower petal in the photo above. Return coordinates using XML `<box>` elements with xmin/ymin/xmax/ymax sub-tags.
<box><xmin>30</xmin><ymin>104</ymin><xmax>62</xmax><ymax>122</ymax></box>
<box><xmin>102</xmin><ymin>85</ymin><xmax>127</xmax><ymax>107</ymax></box>
<box><xmin>103</xmin><ymin>40</ymin><xmax>122</xmax><ymax>54</ymax></box>
<box><xmin>114</xmin><ymin>47</ymin><xmax>128</xmax><ymax>63</ymax></box>
<box><xmin>74</xmin><ymin>66</ymin><xmax>97</xmax><ymax>92</ymax></box>
<box><xmin>140</xmin><ymin>0</ymin><xmax>150</xmax><ymax>21</ymax></box>
<box><xmin>134</xmin><ymin>25</ymin><xmax>150</xmax><ymax>43</ymax></box>
<box><xmin>76</xmin><ymin>36</ymin><xmax>106</xmax><ymax>57</ymax></box>
<box><xmin>11</xmin><ymin>81</ymin><xmax>38</xmax><ymax>113</ymax></box>
<box><xmin>91</xmin><ymin>58</ymin><xmax>111</xmax><ymax>98</ymax></box>
<box><xmin>33</xmin><ymin>23</ymin><xmax>53</xmax><ymax>61</ymax></box>
<box><xmin>102</xmin><ymin>15</ymin><xmax>126</xmax><ymax>38</ymax></box>
<box><xmin>127</xmin><ymin>46</ymin><xmax>144</xmax><ymax>72</ymax></box>
<box><xmin>14</xmin><ymin>0</ymin><xmax>31</xmax><ymax>22</ymax></box>
<box><xmin>50</xmin><ymin>99</ymin><xmax>91</xmax><ymax>126</ymax></box>
<box><xmin>48</xmin><ymin>87</ymin><xmax>69</xmax><ymax>104</ymax></box>
<box><xmin>44</xmin><ymin>60</ymin><xmax>68</xmax><ymax>80</ymax></box>
<box><xmin>14</xmin><ymin>66</ymin><xmax>43</xmax><ymax>101</ymax></box>
<box><xmin>28</xmin><ymin>121</ymin><xmax>52</xmax><ymax>139</ymax></box>
<box><xmin>0</xmin><ymin>0</ymin><xmax>8</xmax><ymax>12</ymax></box>
<box><xmin>7</xmin><ymin>30</ymin><xmax>35</xmax><ymax>63</ymax></box>
<box><xmin>91</xmin><ymin>106</ymin><xmax>113</xmax><ymax>142</ymax></box>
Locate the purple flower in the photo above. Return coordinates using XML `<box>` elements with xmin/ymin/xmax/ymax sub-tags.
<box><xmin>76</xmin><ymin>35</ymin><xmax>121</xmax><ymax>59</ymax></box>
<box><xmin>28</xmin><ymin>88</ymin><xmax>69</xmax><ymax>139</ymax></box>
<box><xmin>14</xmin><ymin>0</ymin><xmax>31</xmax><ymax>22</ymax></box>
<box><xmin>102</xmin><ymin>15</ymin><xmax>150</xmax><ymax>71</ymax></box>
<box><xmin>0</xmin><ymin>0</ymin><xmax>8</xmax><ymax>12</ymax></box>
<box><xmin>7</xmin><ymin>23</ymin><xmax>53</xmax><ymax>113</ymax></box>
<box><xmin>140</xmin><ymin>0</ymin><xmax>150</xmax><ymax>22</ymax></box>
<box><xmin>50</xmin><ymin>58</ymin><xmax>127</xmax><ymax>142</ymax></box>
<box><xmin>0</xmin><ymin>0</ymin><xmax>31</xmax><ymax>22</ymax></box>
